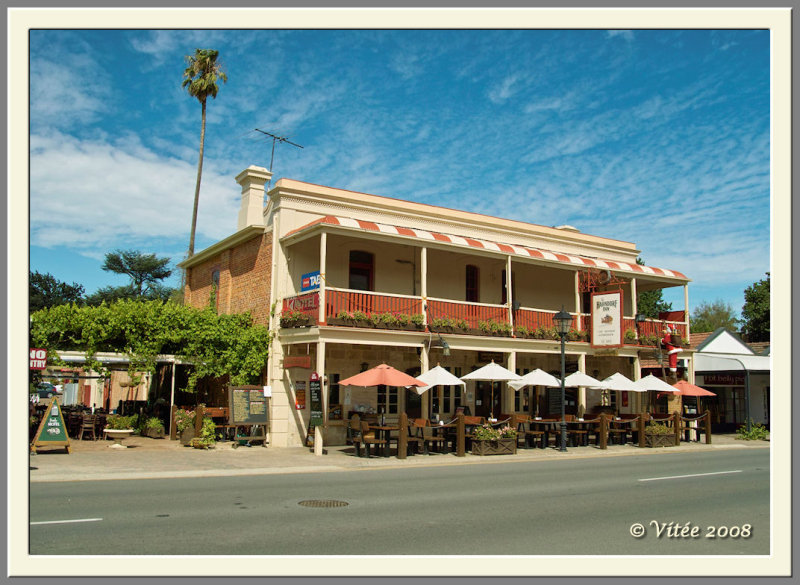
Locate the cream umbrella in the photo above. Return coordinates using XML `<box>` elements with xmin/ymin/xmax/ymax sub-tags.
<box><xmin>461</xmin><ymin>361</ymin><xmax>521</xmax><ymax>420</ymax></box>
<box><xmin>413</xmin><ymin>365</ymin><xmax>466</xmax><ymax>395</ymax></box>
<box><xmin>509</xmin><ymin>368</ymin><xmax>561</xmax><ymax>418</ymax></box>
<box><xmin>634</xmin><ymin>374</ymin><xmax>680</xmax><ymax>393</ymax></box>
<box><xmin>563</xmin><ymin>371</ymin><xmax>604</xmax><ymax>388</ymax></box>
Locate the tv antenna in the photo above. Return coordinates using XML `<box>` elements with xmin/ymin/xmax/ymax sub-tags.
<box><xmin>254</xmin><ymin>129</ymin><xmax>304</xmax><ymax>188</ymax></box>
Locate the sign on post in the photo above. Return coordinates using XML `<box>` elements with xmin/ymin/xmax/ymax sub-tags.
<box><xmin>309</xmin><ymin>373</ymin><xmax>323</xmax><ymax>427</ymax></box>
<box><xmin>31</xmin><ymin>396</ymin><xmax>71</xmax><ymax>454</ymax></box>
<box><xmin>229</xmin><ymin>385</ymin><xmax>269</xmax><ymax>426</ymax></box>
<box><xmin>301</xmin><ymin>270</ymin><xmax>321</xmax><ymax>292</ymax></box>
<box><xmin>30</xmin><ymin>348</ymin><xmax>48</xmax><ymax>370</ymax></box>
<box><xmin>591</xmin><ymin>291</ymin><xmax>623</xmax><ymax>348</ymax></box>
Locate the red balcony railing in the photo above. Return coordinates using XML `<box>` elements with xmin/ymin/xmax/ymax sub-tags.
<box><xmin>427</xmin><ymin>298</ymin><xmax>508</xmax><ymax>330</ymax></box>
<box><xmin>514</xmin><ymin>308</ymin><xmax>578</xmax><ymax>331</ymax></box>
<box><xmin>326</xmin><ymin>288</ymin><xmax>422</xmax><ymax>319</ymax></box>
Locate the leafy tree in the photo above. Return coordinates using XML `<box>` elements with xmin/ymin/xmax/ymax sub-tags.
<box><xmin>690</xmin><ymin>299</ymin><xmax>740</xmax><ymax>333</ymax></box>
<box><xmin>30</xmin><ymin>300</ymin><xmax>271</xmax><ymax>391</ymax></box>
<box><xmin>101</xmin><ymin>249</ymin><xmax>172</xmax><ymax>296</ymax></box>
<box><xmin>741</xmin><ymin>272</ymin><xmax>770</xmax><ymax>342</ymax></box>
<box><xmin>29</xmin><ymin>271</ymin><xmax>85</xmax><ymax>311</ymax></box>
<box><xmin>635</xmin><ymin>257</ymin><xmax>673</xmax><ymax>318</ymax></box>
<box><xmin>182</xmin><ymin>48</ymin><xmax>227</xmax><ymax>257</ymax></box>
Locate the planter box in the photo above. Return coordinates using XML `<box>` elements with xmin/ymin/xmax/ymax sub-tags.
<box><xmin>471</xmin><ymin>438</ymin><xmax>517</xmax><ymax>456</ymax></box>
<box><xmin>645</xmin><ymin>433</ymin><xmax>676</xmax><ymax>448</ymax></box>
<box><xmin>179</xmin><ymin>427</ymin><xmax>196</xmax><ymax>445</ymax></box>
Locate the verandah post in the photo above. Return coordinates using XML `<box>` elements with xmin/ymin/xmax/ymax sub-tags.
<box><xmin>599</xmin><ymin>413</ymin><xmax>607</xmax><ymax>450</ymax></box>
<box><xmin>170</xmin><ymin>404</ymin><xmax>177</xmax><ymax>440</ymax></box>
<box><xmin>673</xmin><ymin>411</ymin><xmax>681</xmax><ymax>445</ymax></box>
<box><xmin>456</xmin><ymin>413</ymin><xmax>465</xmax><ymax>457</ymax></box>
<box><xmin>704</xmin><ymin>409</ymin><xmax>712</xmax><ymax>444</ymax></box>
<box><xmin>638</xmin><ymin>413</ymin><xmax>647</xmax><ymax>448</ymax></box>
<box><xmin>397</xmin><ymin>412</ymin><xmax>408</xmax><ymax>459</ymax></box>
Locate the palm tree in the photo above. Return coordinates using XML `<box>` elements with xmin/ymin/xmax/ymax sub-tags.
<box><xmin>182</xmin><ymin>49</ymin><xmax>227</xmax><ymax>257</ymax></box>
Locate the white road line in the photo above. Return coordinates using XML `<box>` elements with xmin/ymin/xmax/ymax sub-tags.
<box><xmin>30</xmin><ymin>518</ymin><xmax>103</xmax><ymax>526</ymax></box>
<box><xmin>639</xmin><ymin>470</ymin><xmax>742</xmax><ymax>482</ymax></box>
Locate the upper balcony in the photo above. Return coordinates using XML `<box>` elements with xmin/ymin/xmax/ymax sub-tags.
<box><xmin>277</xmin><ymin>215</ymin><xmax>690</xmax><ymax>346</ymax></box>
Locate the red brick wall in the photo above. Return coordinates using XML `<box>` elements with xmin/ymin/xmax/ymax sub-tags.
<box><xmin>184</xmin><ymin>233</ymin><xmax>273</xmax><ymax>325</ymax></box>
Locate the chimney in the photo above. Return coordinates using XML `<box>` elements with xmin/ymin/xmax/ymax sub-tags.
<box><xmin>235</xmin><ymin>166</ymin><xmax>272</xmax><ymax>230</ymax></box>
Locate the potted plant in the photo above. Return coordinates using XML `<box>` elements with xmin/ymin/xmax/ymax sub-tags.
<box><xmin>623</xmin><ymin>329</ymin><xmax>638</xmax><ymax>345</ymax></box>
<box><xmin>279</xmin><ymin>310</ymin><xmax>313</xmax><ymax>328</ymax></box>
<box><xmin>379</xmin><ymin>312</ymin><xmax>399</xmax><ymax>329</ymax></box>
<box><xmin>352</xmin><ymin>311</ymin><xmax>370</xmax><ymax>328</ymax></box>
<box><xmin>142</xmin><ymin>416</ymin><xmax>165</xmax><ymax>439</ymax></box>
<box><xmin>175</xmin><ymin>408</ymin><xmax>196</xmax><ymax>445</ymax></box>
<box><xmin>471</xmin><ymin>423</ymin><xmax>517</xmax><ymax>456</ymax></box>
<box><xmin>191</xmin><ymin>417</ymin><xmax>217</xmax><ymax>449</ymax></box>
<box><xmin>644</xmin><ymin>422</ymin><xmax>676</xmax><ymax>447</ymax></box>
<box><xmin>104</xmin><ymin>414</ymin><xmax>136</xmax><ymax>446</ymax></box>
<box><xmin>409</xmin><ymin>313</ymin><xmax>425</xmax><ymax>330</ymax></box>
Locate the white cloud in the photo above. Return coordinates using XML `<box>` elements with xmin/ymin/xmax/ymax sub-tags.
<box><xmin>606</xmin><ymin>30</ymin><xmax>635</xmax><ymax>42</ymax></box>
<box><xmin>488</xmin><ymin>73</ymin><xmax>525</xmax><ymax>104</ymax></box>
<box><xmin>30</xmin><ymin>131</ymin><xmax>242</xmax><ymax>253</ymax></box>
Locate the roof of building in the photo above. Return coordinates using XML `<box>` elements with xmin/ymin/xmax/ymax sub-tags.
<box><xmin>283</xmin><ymin>215</ymin><xmax>689</xmax><ymax>282</ymax></box>
<box><xmin>747</xmin><ymin>341</ymin><xmax>770</xmax><ymax>355</ymax></box>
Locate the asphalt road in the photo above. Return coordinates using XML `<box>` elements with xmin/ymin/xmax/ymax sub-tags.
<box><xmin>29</xmin><ymin>449</ymin><xmax>769</xmax><ymax>556</ymax></box>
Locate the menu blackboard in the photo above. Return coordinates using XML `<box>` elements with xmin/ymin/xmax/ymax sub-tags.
<box><xmin>309</xmin><ymin>373</ymin><xmax>323</xmax><ymax>426</ymax></box>
<box><xmin>229</xmin><ymin>385</ymin><xmax>269</xmax><ymax>426</ymax></box>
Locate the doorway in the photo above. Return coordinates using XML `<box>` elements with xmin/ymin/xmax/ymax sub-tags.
<box><xmin>475</xmin><ymin>381</ymin><xmax>502</xmax><ymax>418</ymax></box>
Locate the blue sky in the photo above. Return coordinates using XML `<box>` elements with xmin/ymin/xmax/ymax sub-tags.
<box><xmin>29</xmin><ymin>29</ymin><xmax>770</xmax><ymax>315</ymax></box>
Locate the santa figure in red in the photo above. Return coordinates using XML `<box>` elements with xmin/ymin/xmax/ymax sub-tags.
<box><xmin>661</xmin><ymin>326</ymin><xmax>682</xmax><ymax>374</ymax></box>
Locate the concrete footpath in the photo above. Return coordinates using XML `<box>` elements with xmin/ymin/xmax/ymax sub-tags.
<box><xmin>28</xmin><ymin>432</ymin><xmax>769</xmax><ymax>483</ymax></box>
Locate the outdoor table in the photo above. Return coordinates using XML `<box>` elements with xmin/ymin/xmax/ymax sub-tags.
<box><xmin>608</xmin><ymin>417</ymin><xmax>638</xmax><ymax>445</ymax></box>
<box><xmin>530</xmin><ymin>419</ymin><xmax>560</xmax><ymax>448</ymax></box>
<box><xmin>369</xmin><ymin>425</ymin><xmax>398</xmax><ymax>457</ymax></box>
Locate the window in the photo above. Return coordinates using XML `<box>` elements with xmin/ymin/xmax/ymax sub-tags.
<box><xmin>349</xmin><ymin>251</ymin><xmax>374</xmax><ymax>291</ymax></box>
<box><xmin>377</xmin><ymin>384</ymin><xmax>398</xmax><ymax>414</ymax></box>
<box><xmin>466</xmin><ymin>265</ymin><xmax>479</xmax><ymax>302</ymax></box>
<box><xmin>501</xmin><ymin>270</ymin><xmax>517</xmax><ymax>305</ymax></box>
<box><xmin>329</xmin><ymin>374</ymin><xmax>340</xmax><ymax>406</ymax></box>
<box><xmin>211</xmin><ymin>269</ymin><xmax>220</xmax><ymax>310</ymax></box>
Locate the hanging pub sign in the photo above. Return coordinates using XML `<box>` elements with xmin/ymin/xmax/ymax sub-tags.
<box><xmin>309</xmin><ymin>372</ymin><xmax>323</xmax><ymax>426</ymax></box>
<box><xmin>301</xmin><ymin>270</ymin><xmax>321</xmax><ymax>292</ymax></box>
<box><xmin>31</xmin><ymin>396</ymin><xmax>71</xmax><ymax>454</ymax></box>
<box><xmin>30</xmin><ymin>348</ymin><xmax>48</xmax><ymax>370</ymax></box>
<box><xmin>591</xmin><ymin>291</ymin><xmax>623</xmax><ymax>348</ymax></box>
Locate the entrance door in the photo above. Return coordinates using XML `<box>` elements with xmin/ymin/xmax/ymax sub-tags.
<box><xmin>475</xmin><ymin>381</ymin><xmax>501</xmax><ymax>418</ymax></box>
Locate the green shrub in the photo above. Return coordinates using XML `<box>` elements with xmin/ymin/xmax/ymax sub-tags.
<box><xmin>646</xmin><ymin>422</ymin><xmax>672</xmax><ymax>435</ymax></box>
<box><xmin>736</xmin><ymin>421</ymin><xmax>769</xmax><ymax>441</ymax></box>
<box><xmin>106</xmin><ymin>414</ymin><xmax>137</xmax><ymax>430</ymax></box>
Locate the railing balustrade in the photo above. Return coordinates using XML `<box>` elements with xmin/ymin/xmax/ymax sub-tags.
<box><xmin>326</xmin><ymin>288</ymin><xmax>422</xmax><ymax>319</ymax></box>
<box><xmin>426</xmin><ymin>298</ymin><xmax>507</xmax><ymax>330</ymax></box>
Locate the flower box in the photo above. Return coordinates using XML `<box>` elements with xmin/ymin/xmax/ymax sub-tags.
<box><xmin>645</xmin><ymin>433</ymin><xmax>676</xmax><ymax>448</ymax></box>
<box><xmin>471</xmin><ymin>438</ymin><xmax>517</xmax><ymax>456</ymax></box>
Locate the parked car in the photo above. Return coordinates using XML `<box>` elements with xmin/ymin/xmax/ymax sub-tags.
<box><xmin>32</xmin><ymin>382</ymin><xmax>60</xmax><ymax>399</ymax></box>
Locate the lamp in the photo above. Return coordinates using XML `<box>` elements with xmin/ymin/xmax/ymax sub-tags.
<box><xmin>553</xmin><ymin>306</ymin><xmax>572</xmax><ymax>452</ymax></box>
<box><xmin>428</xmin><ymin>336</ymin><xmax>451</xmax><ymax>357</ymax></box>
<box><xmin>635</xmin><ymin>313</ymin><xmax>646</xmax><ymax>324</ymax></box>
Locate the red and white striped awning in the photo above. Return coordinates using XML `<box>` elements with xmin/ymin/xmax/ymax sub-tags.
<box><xmin>284</xmin><ymin>215</ymin><xmax>688</xmax><ymax>281</ymax></box>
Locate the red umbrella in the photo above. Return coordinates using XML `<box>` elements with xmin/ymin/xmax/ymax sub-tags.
<box><xmin>339</xmin><ymin>363</ymin><xmax>427</xmax><ymax>387</ymax></box>
<box><xmin>672</xmin><ymin>380</ymin><xmax>717</xmax><ymax>397</ymax></box>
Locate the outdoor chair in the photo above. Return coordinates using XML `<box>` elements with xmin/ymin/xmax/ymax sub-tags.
<box><xmin>360</xmin><ymin>421</ymin><xmax>386</xmax><ymax>458</ymax></box>
<box><xmin>348</xmin><ymin>415</ymin><xmax>363</xmax><ymax>456</ymax></box>
<box><xmin>413</xmin><ymin>418</ymin><xmax>448</xmax><ymax>455</ymax></box>
<box><xmin>79</xmin><ymin>415</ymin><xmax>97</xmax><ymax>441</ymax></box>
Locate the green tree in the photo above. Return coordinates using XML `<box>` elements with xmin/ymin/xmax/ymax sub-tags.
<box><xmin>30</xmin><ymin>300</ymin><xmax>271</xmax><ymax>391</ymax></box>
<box><xmin>182</xmin><ymin>48</ymin><xmax>227</xmax><ymax>257</ymax></box>
<box><xmin>635</xmin><ymin>257</ymin><xmax>673</xmax><ymax>318</ymax></box>
<box><xmin>85</xmin><ymin>250</ymin><xmax>174</xmax><ymax>306</ymax></box>
<box><xmin>690</xmin><ymin>299</ymin><xmax>740</xmax><ymax>333</ymax></box>
<box><xmin>29</xmin><ymin>271</ymin><xmax>85</xmax><ymax>311</ymax></box>
<box><xmin>741</xmin><ymin>272</ymin><xmax>769</xmax><ymax>342</ymax></box>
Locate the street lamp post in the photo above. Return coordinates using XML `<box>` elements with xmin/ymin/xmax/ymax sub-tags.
<box><xmin>554</xmin><ymin>306</ymin><xmax>573</xmax><ymax>452</ymax></box>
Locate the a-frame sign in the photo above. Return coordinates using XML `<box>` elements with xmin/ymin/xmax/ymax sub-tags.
<box><xmin>31</xmin><ymin>396</ymin><xmax>71</xmax><ymax>454</ymax></box>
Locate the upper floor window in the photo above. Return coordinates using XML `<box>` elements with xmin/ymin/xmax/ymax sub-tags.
<box><xmin>466</xmin><ymin>265</ymin><xmax>479</xmax><ymax>302</ymax></box>
<box><xmin>349</xmin><ymin>251</ymin><xmax>374</xmax><ymax>291</ymax></box>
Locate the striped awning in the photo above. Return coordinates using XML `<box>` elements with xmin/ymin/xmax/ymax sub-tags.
<box><xmin>284</xmin><ymin>215</ymin><xmax>688</xmax><ymax>281</ymax></box>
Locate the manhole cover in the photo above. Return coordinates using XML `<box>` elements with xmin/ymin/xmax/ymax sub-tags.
<box><xmin>298</xmin><ymin>499</ymin><xmax>349</xmax><ymax>508</ymax></box>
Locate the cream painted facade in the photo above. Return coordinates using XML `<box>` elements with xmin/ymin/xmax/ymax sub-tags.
<box><xmin>183</xmin><ymin>166</ymin><xmax>693</xmax><ymax>448</ymax></box>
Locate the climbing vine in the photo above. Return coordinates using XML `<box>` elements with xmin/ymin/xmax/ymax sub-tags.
<box><xmin>29</xmin><ymin>299</ymin><xmax>271</xmax><ymax>391</ymax></box>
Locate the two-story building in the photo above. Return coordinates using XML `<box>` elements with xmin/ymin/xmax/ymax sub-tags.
<box><xmin>181</xmin><ymin>166</ymin><xmax>693</xmax><ymax>447</ymax></box>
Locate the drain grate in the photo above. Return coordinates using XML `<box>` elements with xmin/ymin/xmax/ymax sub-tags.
<box><xmin>298</xmin><ymin>499</ymin><xmax>349</xmax><ymax>508</ymax></box>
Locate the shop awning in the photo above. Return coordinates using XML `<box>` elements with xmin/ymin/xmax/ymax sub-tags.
<box><xmin>694</xmin><ymin>353</ymin><xmax>771</xmax><ymax>373</ymax></box>
<box><xmin>283</xmin><ymin>215</ymin><xmax>688</xmax><ymax>281</ymax></box>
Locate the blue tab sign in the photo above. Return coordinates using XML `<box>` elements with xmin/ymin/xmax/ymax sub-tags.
<box><xmin>301</xmin><ymin>271</ymin><xmax>321</xmax><ymax>292</ymax></box>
